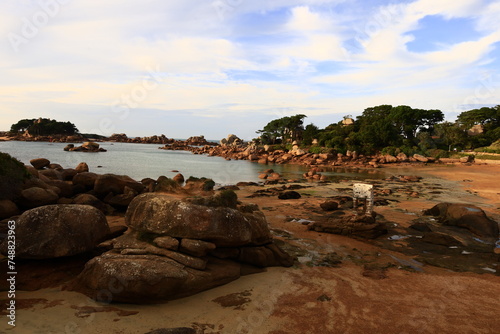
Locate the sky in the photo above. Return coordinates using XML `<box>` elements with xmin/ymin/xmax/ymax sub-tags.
<box><xmin>0</xmin><ymin>0</ymin><xmax>499</xmax><ymax>140</ymax></box>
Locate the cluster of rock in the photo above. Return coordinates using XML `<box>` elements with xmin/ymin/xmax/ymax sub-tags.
<box><xmin>0</xmin><ymin>157</ymin><xmax>141</xmax><ymax>220</ymax></box>
<box><xmin>185</xmin><ymin>135</ymin><xmax>213</xmax><ymax>146</ymax></box>
<box><xmin>372</xmin><ymin>202</ymin><xmax>500</xmax><ymax>273</ymax></box>
<box><xmin>258</xmin><ymin>169</ymin><xmax>282</xmax><ymax>181</ymax></box>
<box><xmin>109</xmin><ymin>133</ymin><xmax>173</xmax><ymax>144</ymax></box>
<box><xmin>220</xmin><ymin>134</ymin><xmax>244</xmax><ymax>147</ymax></box>
<box><xmin>159</xmin><ymin>135</ymin><xmax>217</xmax><ymax>151</ymax></box>
<box><xmin>70</xmin><ymin>192</ymin><xmax>294</xmax><ymax>303</ymax></box>
<box><xmin>64</xmin><ymin>142</ymin><xmax>107</xmax><ymax>152</ymax></box>
<box><xmin>6</xmin><ymin>134</ymin><xmax>85</xmax><ymax>143</ymax></box>
<box><xmin>302</xmin><ymin>167</ymin><xmax>329</xmax><ymax>181</ymax></box>
<box><xmin>0</xmin><ymin>156</ymin><xmax>295</xmax><ymax>304</ymax></box>
<box><xmin>0</xmin><ymin>156</ymin><xmax>220</xmax><ymax>221</ymax></box>
<box><xmin>171</xmin><ymin>141</ymin><xmax>441</xmax><ymax>169</ymax></box>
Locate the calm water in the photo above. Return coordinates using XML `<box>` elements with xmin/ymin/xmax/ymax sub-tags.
<box><xmin>0</xmin><ymin>141</ymin><xmax>384</xmax><ymax>185</ymax></box>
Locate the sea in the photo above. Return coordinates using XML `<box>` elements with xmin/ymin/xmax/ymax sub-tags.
<box><xmin>0</xmin><ymin>141</ymin><xmax>384</xmax><ymax>185</ymax></box>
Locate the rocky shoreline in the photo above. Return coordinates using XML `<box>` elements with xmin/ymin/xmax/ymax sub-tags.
<box><xmin>3</xmin><ymin>131</ymin><xmax>475</xmax><ymax>168</ymax></box>
<box><xmin>0</xmin><ymin>153</ymin><xmax>499</xmax><ymax>333</ymax></box>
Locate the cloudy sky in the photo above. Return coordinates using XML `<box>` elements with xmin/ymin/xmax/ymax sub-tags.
<box><xmin>1</xmin><ymin>0</ymin><xmax>499</xmax><ymax>140</ymax></box>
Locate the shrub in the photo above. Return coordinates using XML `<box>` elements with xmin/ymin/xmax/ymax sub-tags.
<box><xmin>380</xmin><ymin>146</ymin><xmax>400</xmax><ymax>156</ymax></box>
<box><xmin>0</xmin><ymin>152</ymin><xmax>30</xmax><ymax>200</ymax></box>
<box><xmin>425</xmin><ymin>149</ymin><xmax>451</xmax><ymax>159</ymax></box>
<box><xmin>308</xmin><ymin>146</ymin><xmax>334</xmax><ymax>154</ymax></box>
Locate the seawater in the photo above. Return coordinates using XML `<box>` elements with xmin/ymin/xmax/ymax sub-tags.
<box><xmin>0</xmin><ymin>141</ymin><xmax>384</xmax><ymax>185</ymax></box>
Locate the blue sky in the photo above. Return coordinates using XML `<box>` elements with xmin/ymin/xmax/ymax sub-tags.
<box><xmin>0</xmin><ymin>0</ymin><xmax>499</xmax><ymax>140</ymax></box>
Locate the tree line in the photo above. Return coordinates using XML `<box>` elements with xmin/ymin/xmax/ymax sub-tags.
<box><xmin>255</xmin><ymin>105</ymin><xmax>500</xmax><ymax>156</ymax></box>
<box><xmin>10</xmin><ymin>118</ymin><xmax>79</xmax><ymax>137</ymax></box>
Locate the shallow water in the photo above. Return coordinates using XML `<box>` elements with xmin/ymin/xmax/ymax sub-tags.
<box><xmin>0</xmin><ymin>141</ymin><xmax>385</xmax><ymax>185</ymax></box>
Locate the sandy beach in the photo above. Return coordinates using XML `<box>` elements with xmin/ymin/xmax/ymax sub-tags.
<box><xmin>1</xmin><ymin>163</ymin><xmax>499</xmax><ymax>334</ymax></box>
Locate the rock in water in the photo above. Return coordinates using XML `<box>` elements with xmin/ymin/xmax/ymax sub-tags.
<box><xmin>125</xmin><ymin>193</ymin><xmax>272</xmax><ymax>247</ymax></box>
<box><xmin>0</xmin><ymin>204</ymin><xmax>110</xmax><ymax>259</ymax></box>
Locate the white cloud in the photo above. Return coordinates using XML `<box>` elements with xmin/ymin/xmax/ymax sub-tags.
<box><xmin>287</xmin><ymin>6</ymin><xmax>332</xmax><ymax>32</ymax></box>
<box><xmin>407</xmin><ymin>0</ymin><xmax>484</xmax><ymax>19</ymax></box>
<box><xmin>0</xmin><ymin>0</ymin><xmax>499</xmax><ymax>137</ymax></box>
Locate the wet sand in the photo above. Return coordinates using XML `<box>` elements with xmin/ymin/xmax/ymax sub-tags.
<box><xmin>1</xmin><ymin>163</ymin><xmax>499</xmax><ymax>334</ymax></box>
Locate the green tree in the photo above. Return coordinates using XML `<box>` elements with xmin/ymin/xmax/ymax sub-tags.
<box><xmin>10</xmin><ymin>119</ymin><xmax>34</xmax><ymax>133</ymax></box>
<box><xmin>319</xmin><ymin>120</ymin><xmax>357</xmax><ymax>153</ymax></box>
<box><xmin>9</xmin><ymin>118</ymin><xmax>79</xmax><ymax>136</ymax></box>
<box><xmin>390</xmin><ymin>105</ymin><xmax>444</xmax><ymax>140</ymax></box>
<box><xmin>457</xmin><ymin>106</ymin><xmax>499</xmax><ymax>129</ymax></box>
<box><xmin>457</xmin><ymin>106</ymin><xmax>500</xmax><ymax>147</ymax></box>
<box><xmin>256</xmin><ymin>114</ymin><xmax>307</xmax><ymax>144</ymax></box>
<box><xmin>354</xmin><ymin>105</ymin><xmax>401</xmax><ymax>152</ymax></box>
<box><xmin>433</xmin><ymin>122</ymin><xmax>468</xmax><ymax>151</ymax></box>
<box><xmin>302</xmin><ymin>123</ymin><xmax>321</xmax><ymax>145</ymax></box>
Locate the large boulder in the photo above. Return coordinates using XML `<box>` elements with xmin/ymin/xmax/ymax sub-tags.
<box><xmin>39</xmin><ymin>169</ymin><xmax>62</xmax><ymax>180</ymax></box>
<box><xmin>309</xmin><ymin>215</ymin><xmax>387</xmax><ymax>239</ymax></box>
<box><xmin>73</xmin><ymin>194</ymin><xmax>113</xmax><ymax>214</ymax></box>
<box><xmin>94</xmin><ymin>174</ymin><xmax>145</xmax><ymax>196</ymax></box>
<box><xmin>220</xmin><ymin>134</ymin><xmax>242</xmax><ymax>147</ymax></box>
<box><xmin>424</xmin><ymin>203</ymin><xmax>499</xmax><ymax>239</ymax></box>
<box><xmin>413</xmin><ymin>154</ymin><xmax>429</xmax><ymax>163</ymax></box>
<box><xmin>155</xmin><ymin>176</ymin><xmax>182</xmax><ymax>193</ymax></box>
<box><xmin>45</xmin><ymin>180</ymin><xmax>73</xmax><ymax>198</ymax></box>
<box><xmin>82</xmin><ymin>142</ymin><xmax>100</xmax><ymax>151</ymax></box>
<box><xmin>30</xmin><ymin>158</ymin><xmax>50</xmax><ymax>170</ymax></box>
<box><xmin>0</xmin><ymin>205</ymin><xmax>110</xmax><ymax>259</ymax></box>
<box><xmin>75</xmin><ymin>162</ymin><xmax>89</xmax><ymax>173</ymax></box>
<box><xmin>72</xmin><ymin>172</ymin><xmax>98</xmax><ymax>189</ymax></box>
<box><xmin>70</xmin><ymin>191</ymin><xmax>293</xmax><ymax>304</ymax></box>
<box><xmin>70</xmin><ymin>252</ymin><xmax>242</xmax><ymax>304</ymax></box>
<box><xmin>0</xmin><ymin>200</ymin><xmax>19</xmax><ymax>220</ymax></box>
<box><xmin>183</xmin><ymin>177</ymin><xmax>215</xmax><ymax>193</ymax></box>
<box><xmin>103</xmin><ymin>186</ymin><xmax>138</xmax><ymax>209</ymax></box>
<box><xmin>396</xmin><ymin>152</ymin><xmax>408</xmax><ymax>162</ymax></box>
<box><xmin>126</xmin><ymin>193</ymin><xmax>272</xmax><ymax>247</ymax></box>
<box><xmin>60</xmin><ymin>168</ymin><xmax>78</xmax><ymax>181</ymax></box>
<box><xmin>20</xmin><ymin>187</ymin><xmax>59</xmax><ymax>208</ymax></box>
